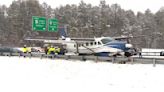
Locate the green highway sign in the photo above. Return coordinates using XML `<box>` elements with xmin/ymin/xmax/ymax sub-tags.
<box><xmin>32</xmin><ymin>16</ymin><xmax>46</xmax><ymax>31</ymax></box>
<box><xmin>48</xmin><ymin>18</ymin><xmax>58</xmax><ymax>32</ymax></box>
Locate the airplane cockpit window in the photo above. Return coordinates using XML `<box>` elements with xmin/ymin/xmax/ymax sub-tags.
<box><xmin>101</xmin><ymin>38</ymin><xmax>113</xmax><ymax>44</ymax></box>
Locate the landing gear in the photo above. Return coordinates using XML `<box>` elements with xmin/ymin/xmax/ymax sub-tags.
<box><xmin>125</xmin><ymin>48</ymin><xmax>137</xmax><ymax>57</ymax></box>
<box><xmin>124</xmin><ymin>52</ymin><xmax>132</xmax><ymax>57</ymax></box>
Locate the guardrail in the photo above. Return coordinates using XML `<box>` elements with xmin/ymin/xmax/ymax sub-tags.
<box><xmin>0</xmin><ymin>52</ymin><xmax>164</xmax><ymax>67</ymax></box>
<box><xmin>141</xmin><ymin>52</ymin><xmax>164</xmax><ymax>56</ymax></box>
<box><xmin>142</xmin><ymin>52</ymin><xmax>158</xmax><ymax>56</ymax></box>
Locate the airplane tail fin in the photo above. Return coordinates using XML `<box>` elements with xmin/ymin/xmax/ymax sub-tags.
<box><xmin>59</xmin><ymin>25</ymin><xmax>72</xmax><ymax>41</ymax></box>
<box><xmin>59</xmin><ymin>25</ymin><xmax>67</xmax><ymax>39</ymax></box>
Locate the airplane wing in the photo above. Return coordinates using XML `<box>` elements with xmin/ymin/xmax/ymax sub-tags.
<box><xmin>43</xmin><ymin>39</ymin><xmax>94</xmax><ymax>44</ymax></box>
<box><xmin>24</xmin><ymin>37</ymin><xmax>94</xmax><ymax>44</ymax></box>
<box><xmin>24</xmin><ymin>38</ymin><xmax>46</xmax><ymax>42</ymax></box>
<box><xmin>113</xmin><ymin>36</ymin><xmax>134</xmax><ymax>40</ymax></box>
<box><xmin>113</xmin><ymin>35</ymin><xmax>145</xmax><ymax>40</ymax></box>
<box><xmin>24</xmin><ymin>37</ymin><xmax>58</xmax><ymax>42</ymax></box>
<box><xmin>70</xmin><ymin>38</ymin><xmax>94</xmax><ymax>41</ymax></box>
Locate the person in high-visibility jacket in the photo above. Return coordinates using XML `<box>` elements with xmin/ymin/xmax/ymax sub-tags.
<box><xmin>55</xmin><ymin>47</ymin><xmax>61</xmax><ymax>55</ymax></box>
<box><xmin>22</xmin><ymin>45</ymin><xmax>29</xmax><ymax>58</ymax></box>
<box><xmin>47</xmin><ymin>46</ymin><xmax>55</xmax><ymax>55</ymax></box>
<box><xmin>22</xmin><ymin>45</ymin><xmax>28</xmax><ymax>53</ymax></box>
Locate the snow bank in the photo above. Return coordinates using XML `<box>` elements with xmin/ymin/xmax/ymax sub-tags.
<box><xmin>0</xmin><ymin>56</ymin><xmax>164</xmax><ymax>92</ymax></box>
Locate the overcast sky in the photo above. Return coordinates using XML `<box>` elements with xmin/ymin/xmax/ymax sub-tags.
<box><xmin>0</xmin><ymin>0</ymin><xmax>164</xmax><ymax>13</ymax></box>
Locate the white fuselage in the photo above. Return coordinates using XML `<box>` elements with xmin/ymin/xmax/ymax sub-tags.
<box><xmin>65</xmin><ymin>37</ymin><xmax>123</xmax><ymax>55</ymax></box>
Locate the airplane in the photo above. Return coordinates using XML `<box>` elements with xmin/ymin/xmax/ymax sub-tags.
<box><xmin>25</xmin><ymin>29</ymin><xmax>135</xmax><ymax>57</ymax></box>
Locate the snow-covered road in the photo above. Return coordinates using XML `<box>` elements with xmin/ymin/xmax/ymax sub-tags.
<box><xmin>0</xmin><ymin>56</ymin><xmax>164</xmax><ymax>92</ymax></box>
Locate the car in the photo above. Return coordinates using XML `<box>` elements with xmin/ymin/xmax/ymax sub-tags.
<box><xmin>0</xmin><ymin>47</ymin><xmax>23</xmax><ymax>56</ymax></box>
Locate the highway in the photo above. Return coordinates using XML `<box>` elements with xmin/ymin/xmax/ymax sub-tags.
<box><xmin>0</xmin><ymin>52</ymin><xmax>164</xmax><ymax>67</ymax></box>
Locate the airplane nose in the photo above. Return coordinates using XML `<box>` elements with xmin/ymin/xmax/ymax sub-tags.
<box><xmin>125</xmin><ymin>44</ymin><xmax>133</xmax><ymax>48</ymax></box>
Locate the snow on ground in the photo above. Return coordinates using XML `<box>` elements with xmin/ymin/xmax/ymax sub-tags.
<box><xmin>0</xmin><ymin>56</ymin><xmax>164</xmax><ymax>92</ymax></box>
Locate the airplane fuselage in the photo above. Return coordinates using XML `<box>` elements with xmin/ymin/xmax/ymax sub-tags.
<box><xmin>65</xmin><ymin>37</ymin><xmax>133</xmax><ymax>56</ymax></box>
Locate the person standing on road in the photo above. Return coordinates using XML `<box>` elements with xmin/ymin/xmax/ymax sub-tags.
<box><xmin>22</xmin><ymin>45</ymin><xmax>28</xmax><ymax>53</ymax></box>
<box><xmin>22</xmin><ymin>45</ymin><xmax>28</xmax><ymax>57</ymax></box>
<box><xmin>139</xmin><ymin>49</ymin><xmax>142</xmax><ymax>58</ymax></box>
<box><xmin>48</xmin><ymin>45</ymin><xmax>55</xmax><ymax>55</ymax></box>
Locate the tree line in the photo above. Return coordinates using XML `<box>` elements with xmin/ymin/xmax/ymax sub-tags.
<box><xmin>0</xmin><ymin>0</ymin><xmax>164</xmax><ymax>48</ymax></box>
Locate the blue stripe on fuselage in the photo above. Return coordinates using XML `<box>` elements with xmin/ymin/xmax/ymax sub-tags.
<box><xmin>95</xmin><ymin>52</ymin><xmax>110</xmax><ymax>57</ymax></box>
<box><xmin>95</xmin><ymin>41</ymin><xmax>130</xmax><ymax>56</ymax></box>
<box><xmin>105</xmin><ymin>41</ymin><xmax>129</xmax><ymax>51</ymax></box>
